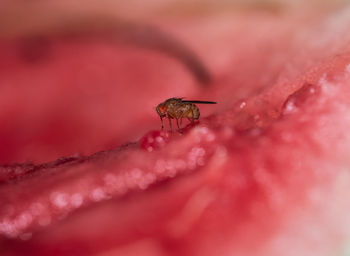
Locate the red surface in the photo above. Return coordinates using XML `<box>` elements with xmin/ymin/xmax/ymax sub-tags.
<box><xmin>1</xmin><ymin>1</ymin><xmax>350</xmax><ymax>255</ymax></box>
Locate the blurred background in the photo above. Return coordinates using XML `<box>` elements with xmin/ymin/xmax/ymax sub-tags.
<box><xmin>2</xmin><ymin>1</ymin><xmax>350</xmax><ymax>256</ymax></box>
<box><xmin>0</xmin><ymin>0</ymin><xmax>348</xmax><ymax>164</ymax></box>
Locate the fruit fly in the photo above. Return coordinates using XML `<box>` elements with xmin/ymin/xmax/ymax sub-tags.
<box><xmin>156</xmin><ymin>98</ymin><xmax>216</xmax><ymax>131</ymax></box>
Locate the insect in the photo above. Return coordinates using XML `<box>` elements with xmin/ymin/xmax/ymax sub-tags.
<box><xmin>156</xmin><ymin>98</ymin><xmax>216</xmax><ymax>131</ymax></box>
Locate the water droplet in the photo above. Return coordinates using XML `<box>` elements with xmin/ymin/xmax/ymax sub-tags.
<box><xmin>283</xmin><ymin>100</ymin><xmax>297</xmax><ymax>115</ymax></box>
<box><xmin>71</xmin><ymin>193</ymin><xmax>83</xmax><ymax>208</ymax></box>
<box><xmin>138</xmin><ymin>173</ymin><xmax>156</xmax><ymax>190</ymax></box>
<box><xmin>14</xmin><ymin>212</ymin><xmax>33</xmax><ymax>230</ymax></box>
<box><xmin>51</xmin><ymin>192</ymin><xmax>69</xmax><ymax>209</ymax></box>
<box><xmin>131</xmin><ymin>168</ymin><xmax>142</xmax><ymax>179</ymax></box>
<box><xmin>90</xmin><ymin>188</ymin><xmax>106</xmax><ymax>202</ymax></box>
<box><xmin>239</xmin><ymin>101</ymin><xmax>247</xmax><ymax>109</ymax></box>
<box><xmin>174</xmin><ymin>159</ymin><xmax>187</xmax><ymax>170</ymax></box>
<box><xmin>155</xmin><ymin>159</ymin><xmax>166</xmax><ymax>174</ymax></box>
<box><xmin>140</xmin><ymin>131</ymin><xmax>171</xmax><ymax>151</ymax></box>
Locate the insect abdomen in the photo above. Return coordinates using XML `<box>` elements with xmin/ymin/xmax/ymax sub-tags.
<box><xmin>190</xmin><ymin>104</ymin><xmax>200</xmax><ymax>119</ymax></box>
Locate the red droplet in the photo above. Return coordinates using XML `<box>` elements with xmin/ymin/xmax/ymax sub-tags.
<box><xmin>140</xmin><ymin>130</ymin><xmax>171</xmax><ymax>152</ymax></box>
<box><xmin>282</xmin><ymin>83</ymin><xmax>320</xmax><ymax>115</ymax></box>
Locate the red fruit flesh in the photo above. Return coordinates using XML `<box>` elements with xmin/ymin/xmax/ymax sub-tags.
<box><xmin>1</xmin><ymin>2</ymin><xmax>350</xmax><ymax>256</ymax></box>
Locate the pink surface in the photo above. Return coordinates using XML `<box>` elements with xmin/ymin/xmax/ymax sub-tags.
<box><xmin>1</xmin><ymin>1</ymin><xmax>350</xmax><ymax>255</ymax></box>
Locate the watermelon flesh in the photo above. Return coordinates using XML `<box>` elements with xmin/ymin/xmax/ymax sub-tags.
<box><xmin>1</xmin><ymin>1</ymin><xmax>350</xmax><ymax>255</ymax></box>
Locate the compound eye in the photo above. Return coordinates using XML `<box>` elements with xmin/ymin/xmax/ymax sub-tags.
<box><xmin>156</xmin><ymin>104</ymin><xmax>167</xmax><ymax>116</ymax></box>
<box><xmin>159</xmin><ymin>105</ymin><xmax>166</xmax><ymax>113</ymax></box>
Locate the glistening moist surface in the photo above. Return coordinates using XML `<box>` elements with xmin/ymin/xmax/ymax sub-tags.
<box><xmin>1</xmin><ymin>1</ymin><xmax>350</xmax><ymax>256</ymax></box>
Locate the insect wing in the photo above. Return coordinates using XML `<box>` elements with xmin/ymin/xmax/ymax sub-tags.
<box><xmin>181</xmin><ymin>100</ymin><xmax>217</xmax><ymax>104</ymax></box>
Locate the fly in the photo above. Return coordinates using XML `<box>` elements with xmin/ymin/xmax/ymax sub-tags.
<box><xmin>155</xmin><ymin>98</ymin><xmax>216</xmax><ymax>131</ymax></box>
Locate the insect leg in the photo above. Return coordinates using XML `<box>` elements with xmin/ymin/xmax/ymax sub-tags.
<box><xmin>168</xmin><ymin>117</ymin><xmax>173</xmax><ymax>131</ymax></box>
<box><xmin>179</xmin><ymin>111</ymin><xmax>185</xmax><ymax>128</ymax></box>
<box><xmin>176</xmin><ymin>118</ymin><xmax>180</xmax><ymax>130</ymax></box>
<box><xmin>160</xmin><ymin>116</ymin><xmax>164</xmax><ymax>130</ymax></box>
